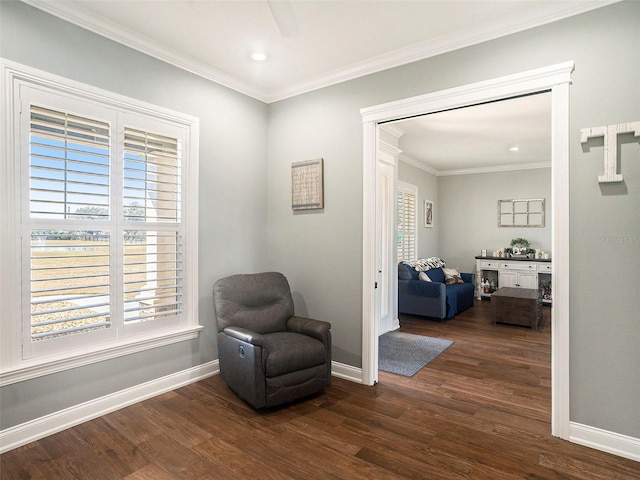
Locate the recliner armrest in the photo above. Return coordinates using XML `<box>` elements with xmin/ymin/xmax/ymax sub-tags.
<box><xmin>223</xmin><ymin>326</ymin><xmax>266</xmax><ymax>346</ymax></box>
<box><xmin>286</xmin><ymin>315</ymin><xmax>331</xmax><ymax>342</ymax></box>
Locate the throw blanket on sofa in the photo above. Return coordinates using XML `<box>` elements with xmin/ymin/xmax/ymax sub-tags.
<box><xmin>405</xmin><ymin>257</ymin><xmax>446</xmax><ymax>271</ymax></box>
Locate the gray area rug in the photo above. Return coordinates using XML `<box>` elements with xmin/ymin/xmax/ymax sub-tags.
<box><xmin>378</xmin><ymin>331</ymin><xmax>453</xmax><ymax>377</ymax></box>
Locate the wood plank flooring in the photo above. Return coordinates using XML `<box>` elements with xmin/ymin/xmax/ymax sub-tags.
<box><xmin>2</xmin><ymin>300</ymin><xmax>638</xmax><ymax>479</ymax></box>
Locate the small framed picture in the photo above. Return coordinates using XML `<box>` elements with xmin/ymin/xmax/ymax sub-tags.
<box><xmin>424</xmin><ymin>200</ymin><xmax>434</xmax><ymax>228</ymax></box>
<box><xmin>291</xmin><ymin>158</ymin><xmax>324</xmax><ymax>210</ymax></box>
<box><xmin>481</xmin><ymin>249</ymin><xmax>487</xmax><ymax>257</ymax></box>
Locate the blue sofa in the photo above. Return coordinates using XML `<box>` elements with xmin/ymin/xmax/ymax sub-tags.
<box><xmin>398</xmin><ymin>263</ymin><xmax>475</xmax><ymax>320</ymax></box>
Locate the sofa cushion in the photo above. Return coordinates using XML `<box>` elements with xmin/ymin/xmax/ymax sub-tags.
<box><xmin>426</xmin><ymin>267</ymin><xmax>444</xmax><ymax>283</ymax></box>
<box><xmin>398</xmin><ymin>263</ymin><xmax>420</xmax><ymax>280</ymax></box>
<box><xmin>418</xmin><ymin>271</ymin><xmax>431</xmax><ymax>282</ymax></box>
<box><xmin>398</xmin><ymin>263</ymin><xmax>413</xmax><ymax>280</ymax></box>
<box><xmin>443</xmin><ymin>267</ymin><xmax>464</xmax><ymax>284</ymax></box>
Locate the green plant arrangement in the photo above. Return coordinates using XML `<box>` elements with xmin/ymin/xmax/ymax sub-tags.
<box><xmin>510</xmin><ymin>238</ymin><xmax>531</xmax><ymax>255</ymax></box>
<box><xmin>510</xmin><ymin>238</ymin><xmax>530</xmax><ymax>248</ymax></box>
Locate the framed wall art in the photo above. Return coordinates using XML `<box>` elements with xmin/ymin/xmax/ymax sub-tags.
<box><xmin>424</xmin><ymin>199</ymin><xmax>434</xmax><ymax>227</ymax></box>
<box><xmin>498</xmin><ymin>198</ymin><xmax>545</xmax><ymax>227</ymax></box>
<box><xmin>291</xmin><ymin>158</ymin><xmax>324</xmax><ymax>210</ymax></box>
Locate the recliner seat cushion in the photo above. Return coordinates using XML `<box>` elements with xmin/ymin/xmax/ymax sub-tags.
<box><xmin>261</xmin><ymin>332</ymin><xmax>326</xmax><ymax>377</ymax></box>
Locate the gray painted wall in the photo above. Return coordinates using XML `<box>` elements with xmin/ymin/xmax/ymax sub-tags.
<box><xmin>1</xmin><ymin>0</ymin><xmax>638</xmax><ymax>441</ymax></box>
<box><xmin>267</xmin><ymin>2</ymin><xmax>639</xmax><ymax>438</ymax></box>
<box><xmin>0</xmin><ymin>1</ymin><xmax>269</xmax><ymax>429</ymax></box>
<box><xmin>438</xmin><ymin>168</ymin><xmax>552</xmax><ymax>273</ymax></box>
<box><xmin>396</xmin><ymin>164</ymin><xmax>551</xmax><ymax>274</ymax></box>
<box><xmin>398</xmin><ymin>161</ymin><xmax>439</xmax><ymax>258</ymax></box>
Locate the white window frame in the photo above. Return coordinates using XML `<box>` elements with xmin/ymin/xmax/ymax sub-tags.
<box><xmin>397</xmin><ymin>181</ymin><xmax>418</xmax><ymax>262</ymax></box>
<box><xmin>1</xmin><ymin>59</ymin><xmax>202</xmax><ymax>386</ymax></box>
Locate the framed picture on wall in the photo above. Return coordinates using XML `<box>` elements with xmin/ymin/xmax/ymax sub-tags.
<box><xmin>424</xmin><ymin>199</ymin><xmax>434</xmax><ymax>228</ymax></box>
<box><xmin>291</xmin><ymin>158</ymin><xmax>324</xmax><ymax>210</ymax></box>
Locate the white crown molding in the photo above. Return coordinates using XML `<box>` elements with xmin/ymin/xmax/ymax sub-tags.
<box><xmin>266</xmin><ymin>0</ymin><xmax>618</xmax><ymax>102</ymax></box>
<box><xmin>398</xmin><ymin>153</ymin><xmax>440</xmax><ymax>177</ymax></box>
<box><xmin>379</xmin><ymin>124</ymin><xmax>405</xmax><ymax>141</ymax></box>
<box><xmin>20</xmin><ymin>0</ymin><xmax>270</xmax><ymax>102</ymax></box>
<box><xmin>20</xmin><ymin>0</ymin><xmax>618</xmax><ymax>104</ymax></box>
<box><xmin>438</xmin><ymin>160</ymin><xmax>552</xmax><ymax>176</ymax></box>
<box><xmin>398</xmin><ymin>152</ymin><xmax>550</xmax><ymax>177</ymax></box>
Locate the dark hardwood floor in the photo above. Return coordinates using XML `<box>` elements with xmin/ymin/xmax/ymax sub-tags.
<box><xmin>2</xmin><ymin>300</ymin><xmax>638</xmax><ymax>479</ymax></box>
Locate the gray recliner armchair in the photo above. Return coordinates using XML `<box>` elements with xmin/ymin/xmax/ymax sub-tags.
<box><xmin>212</xmin><ymin>272</ymin><xmax>331</xmax><ymax>409</ymax></box>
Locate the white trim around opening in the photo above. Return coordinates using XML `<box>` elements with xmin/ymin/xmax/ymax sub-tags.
<box><xmin>360</xmin><ymin>61</ymin><xmax>574</xmax><ymax>439</ymax></box>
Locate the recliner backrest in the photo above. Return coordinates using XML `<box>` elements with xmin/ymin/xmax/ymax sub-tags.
<box><xmin>213</xmin><ymin>272</ymin><xmax>294</xmax><ymax>334</ymax></box>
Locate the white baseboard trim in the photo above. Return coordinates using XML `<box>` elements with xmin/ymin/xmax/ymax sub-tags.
<box><xmin>1</xmin><ymin>359</ymin><xmax>362</xmax><ymax>454</ymax></box>
<box><xmin>0</xmin><ymin>360</ymin><xmax>219</xmax><ymax>454</ymax></box>
<box><xmin>331</xmin><ymin>361</ymin><xmax>364</xmax><ymax>384</ymax></box>
<box><xmin>4</xmin><ymin>361</ymin><xmax>636</xmax><ymax>463</ymax></box>
<box><xmin>569</xmin><ymin>421</ymin><xmax>640</xmax><ymax>462</ymax></box>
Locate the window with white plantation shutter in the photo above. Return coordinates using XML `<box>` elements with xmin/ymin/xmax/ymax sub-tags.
<box><xmin>397</xmin><ymin>182</ymin><xmax>417</xmax><ymax>262</ymax></box>
<box><xmin>123</xmin><ymin>128</ymin><xmax>183</xmax><ymax>324</ymax></box>
<box><xmin>29</xmin><ymin>106</ymin><xmax>113</xmax><ymax>343</ymax></box>
<box><xmin>25</xmin><ymin>103</ymin><xmax>189</xmax><ymax>352</ymax></box>
<box><xmin>1</xmin><ymin>61</ymin><xmax>200</xmax><ymax>379</ymax></box>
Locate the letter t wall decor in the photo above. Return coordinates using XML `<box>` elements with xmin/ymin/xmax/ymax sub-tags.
<box><xmin>580</xmin><ymin>121</ymin><xmax>640</xmax><ymax>183</ymax></box>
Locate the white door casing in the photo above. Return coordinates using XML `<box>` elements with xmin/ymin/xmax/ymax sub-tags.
<box><xmin>361</xmin><ymin>61</ymin><xmax>573</xmax><ymax>439</ymax></box>
<box><xmin>376</xmin><ymin>147</ymin><xmax>400</xmax><ymax>337</ymax></box>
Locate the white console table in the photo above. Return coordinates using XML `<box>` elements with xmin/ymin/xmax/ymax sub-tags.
<box><xmin>475</xmin><ymin>256</ymin><xmax>552</xmax><ymax>304</ymax></box>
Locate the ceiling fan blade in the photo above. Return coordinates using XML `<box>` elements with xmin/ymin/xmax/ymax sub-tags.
<box><xmin>267</xmin><ymin>0</ymin><xmax>299</xmax><ymax>37</ymax></box>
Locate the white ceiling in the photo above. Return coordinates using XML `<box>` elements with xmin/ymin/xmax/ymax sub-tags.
<box><xmin>392</xmin><ymin>92</ymin><xmax>552</xmax><ymax>175</ymax></box>
<box><xmin>23</xmin><ymin>0</ymin><xmax>613</xmax><ymax>173</ymax></box>
<box><xmin>25</xmin><ymin>0</ymin><xmax>616</xmax><ymax>103</ymax></box>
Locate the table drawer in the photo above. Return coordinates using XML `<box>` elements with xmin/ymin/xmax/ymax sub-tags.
<box><xmin>480</xmin><ymin>260</ymin><xmax>499</xmax><ymax>268</ymax></box>
<box><xmin>500</xmin><ymin>261</ymin><xmax>537</xmax><ymax>271</ymax></box>
<box><xmin>538</xmin><ymin>263</ymin><xmax>553</xmax><ymax>272</ymax></box>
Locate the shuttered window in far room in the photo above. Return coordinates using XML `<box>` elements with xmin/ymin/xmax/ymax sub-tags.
<box><xmin>397</xmin><ymin>182</ymin><xmax>418</xmax><ymax>262</ymax></box>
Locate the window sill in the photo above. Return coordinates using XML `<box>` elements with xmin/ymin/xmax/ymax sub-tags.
<box><xmin>0</xmin><ymin>325</ymin><xmax>203</xmax><ymax>387</ymax></box>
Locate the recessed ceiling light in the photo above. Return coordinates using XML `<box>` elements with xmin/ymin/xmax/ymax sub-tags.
<box><xmin>251</xmin><ymin>52</ymin><xmax>267</xmax><ymax>61</ymax></box>
<box><xmin>509</xmin><ymin>146</ymin><xmax>520</xmax><ymax>152</ymax></box>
